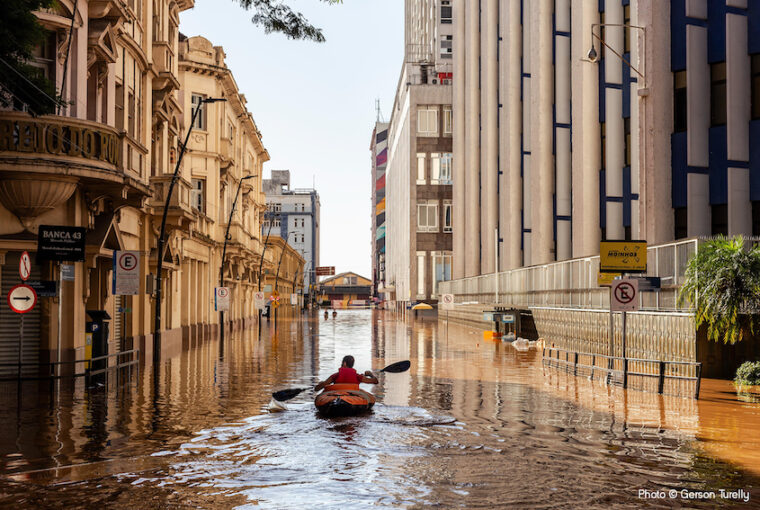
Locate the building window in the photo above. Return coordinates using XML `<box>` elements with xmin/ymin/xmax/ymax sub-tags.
<box><xmin>273</xmin><ymin>217</ymin><xmax>281</xmax><ymax>227</ymax></box>
<box><xmin>712</xmin><ymin>204</ymin><xmax>727</xmax><ymax>236</ymax></box>
<box><xmin>674</xmin><ymin>70</ymin><xmax>687</xmax><ymax>132</ymax></box>
<box><xmin>115</xmin><ymin>81</ymin><xmax>124</xmax><ymax>129</ymax></box>
<box><xmin>191</xmin><ymin>178</ymin><xmax>205</xmax><ymax>213</ymax></box>
<box><xmin>441</xmin><ymin>1</ymin><xmax>452</xmax><ymax>23</ymax></box>
<box><xmin>29</xmin><ymin>32</ymin><xmax>57</xmax><ymax>82</ymax></box>
<box><xmin>417</xmin><ymin>153</ymin><xmax>427</xmax><ymax>184</ymax></box>
<box><xmin>191</xmin><ymin>93</ymin><xmax>207</xmax><ymax>130</ymax></box>
<box><xmin>443</xmin><ymin>106</ymin><xmax>453</xmax><ymax>134</ymax></box>
<box><xmin>417</xmin><ymin>200</ymin><xmax>439</xmax><ymax>232</ymax></box>
<box><xmin>431</xmin><ymin>153</ymin><xmax>452</xmax><ymax>184</ymax></box>
<box><xmin>711</xmin><ymin>62</ymin><xmax>727</xmax><ymax>127</ymax></box>
<box><xmin>674</xmin><ymin>207</ymin><xmax>687</xmax><ymax>240</ymax></box>
<box><xmin>752</xmin><ymin>54</ymin><xmax>760</xmax><ymax>121</ymax></box>
<box><xmin>440</xmin><ymin>36</ymin><xmax>453</xmax><ymax>59</ymax></box>
<box><xmin>417</xmin><ymin>106</ymin><xmax>438</xmax><ymax>136</ymax></box>
<box><xmin>431</xmin><ymin>251</ymin><xmax>453</xmax><ymax>296</ymax></box>
<box><xmin>443</xmin><ymin>201</ymin><xmax>452</xmax><ymax>232</ymax></box>
<box><xmin>417</xmin><ymin>252</ymin><xmax>426</xmax><ymax>298</ymax></box>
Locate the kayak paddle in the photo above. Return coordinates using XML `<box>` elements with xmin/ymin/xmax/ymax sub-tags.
<box><xmin>271</xmin><ymin>360</ymin><xmax>411</xmax><ymax>402</ymax></box>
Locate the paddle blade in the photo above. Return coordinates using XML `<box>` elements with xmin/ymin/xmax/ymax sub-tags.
<box><xmin>272</xmin><ymin>387</ymin><xmax>308</xmax><ymax>401</ymax></box>
<box><xmin>380</xmin><ymin>360</ymin><xmax>411</xmax><ymax>373</ymax></box>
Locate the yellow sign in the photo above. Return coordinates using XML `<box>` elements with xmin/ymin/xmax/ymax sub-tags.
<box><xmin>597</xmin><ymin>272</ymin><xmax>621</xmax><ymax>287</ymax></box>
<box><xmin>600</xmin><ymin>241</ymin><xmax>647</xmax><ymax>272</ymax></box>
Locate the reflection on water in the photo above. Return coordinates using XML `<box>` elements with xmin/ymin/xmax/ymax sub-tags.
<box><xmin>0</xmin><ymin>310</ymin><xmax>758</xmax><ymax>508</ymax></box>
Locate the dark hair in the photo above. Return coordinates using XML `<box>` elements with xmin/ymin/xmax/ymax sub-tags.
<box><xmin>342</xmin><ymin>355</ymin><xmax>355</xmax><ymax>368</ymax></box>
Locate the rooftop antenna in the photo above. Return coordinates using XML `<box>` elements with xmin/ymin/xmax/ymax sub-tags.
<box><xmin>375</xmin><ymin>99</ymin><xmax>385</xmax><ymax>123</ymax></box>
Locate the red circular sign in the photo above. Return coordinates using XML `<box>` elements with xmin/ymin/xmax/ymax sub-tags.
<box><xmin>614</xmin><ymin>282</ymin><xmax>636</xmax><ymax>304</ymax></box>
<box><xmin>19</xmin><ymin>251</ymin><xmax>31</xmax><ymax>281</ymax></box>
<box><xmin>7</xmin><ymin>284</ymin><xmax>37</xmax><ymax>314</ymax></box>
<box><xmin>118</xmin><ymin>252</ymin><xmax>138</xmax><ymax>271</ymax></box>
<box><xmin>217</xmin><ymin>288</ymin><xmax>229</xmax><ymax>298</ymax></box>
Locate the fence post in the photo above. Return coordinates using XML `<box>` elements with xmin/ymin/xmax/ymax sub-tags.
<box><xmin>590</xmin><ymin>354</ymin><xmax>595</xmax><ymax>380</ymax></box>
<box><xmin>573</xmin><ymin>352</ymin><xmax>578</xmax><ymax>376</ymax></box>
<box><xmin>658</xmin><ymin>361</ymin><xmax>666</xmax><ymax>394</ymax></box>
<box><xmin>623</xmin><ymin>358</ymin><xmax>628</xmax><ymax>389</ymax></box>
<box><xmin>695</xmin><ymin>364</ymin><xmax>702</xmax><ymax>399</ymax></box>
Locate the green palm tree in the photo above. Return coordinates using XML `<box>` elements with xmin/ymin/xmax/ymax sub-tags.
<box><xmin>678</xmin><ymin>236</ymin><xmax>760</xmax><ymax>344</ymax></box>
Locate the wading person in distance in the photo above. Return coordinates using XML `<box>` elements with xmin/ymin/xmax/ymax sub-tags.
<box><xmin>315</xmin><ymin>355</ymin><xmax>378</xmax><ymax>391</ymax></box>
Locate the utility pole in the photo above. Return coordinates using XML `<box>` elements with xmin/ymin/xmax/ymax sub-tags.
<box><xmin>219</xmin><ymin>173</ymin><xmax>257</xmax><ymax>343</ymax></box>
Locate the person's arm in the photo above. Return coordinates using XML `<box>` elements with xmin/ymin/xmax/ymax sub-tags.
<box><xmin>360</xmin><ymin>370</ymin><xmax>378</xmax><ymax>384</ymax></box>
<box><xmin>315</xmin><ymin>374</ymin><xmax>336</xmax><ymax>391</ymax></box>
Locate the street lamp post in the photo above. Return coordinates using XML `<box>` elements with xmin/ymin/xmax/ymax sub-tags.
<box><xmin>154</xmin><ymin>97</ymin><xmax>225</xmax><ymax>366</ymax></box>
<box><xmin>219</xmin><ymin>173</ymin><xmax>258</xmax><ymax>343</ymax></box>
<box><xmin>256</xmin><ymin>211</ymin><xmax>277</xmax><ymax>335</ymax></box>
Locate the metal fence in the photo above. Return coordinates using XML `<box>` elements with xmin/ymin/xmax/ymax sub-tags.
<box><xmin>542</xmin><ymin>347</ymin><xmax>702</xmax><ymax>399</ymax></box>
<box><xmin>439</xmin><ymin>238</ymin><xmax>699</xmax><ymax>311</ymax></box>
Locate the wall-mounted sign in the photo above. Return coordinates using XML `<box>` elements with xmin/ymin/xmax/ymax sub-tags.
<box><xmin>0</xmin><ymin>118</ymin><xmax>120</xmax><ymax>166</ymax></box>
<box><xmin>113</xmin><ymin>250</ymin><xmax>140</xmax><ymax>295</ymax></box>
<box><xmin>26</xmin><ymin>280</ymin><xmax>57</xmax><ymax>297</ymax></box>
<box><xmin>215</xmin><ymin>287</ymin><xmax>230</xmax><ymax>312</ymax></box>
<box><xmin>7</xmin><ymin>284</ymin><xmax>37</xmax><ymax>314</ymax></box>
<box><xmin>600</xmin><ymin>240</ymin><xmax>647</xmax><ymax>273</ymax></box>
<box><xmin>597</xmin><ymin>272</ymin><xmax>621</xmax><ymax>287</ymax></box>
<box><xmin>37</xmin><ymin>225</ymin><xmax>86</xmax><ymax>262</ymax></box>
<box><xmin>19</xmin><ymin>251</ymin><xmax>31</xmax><ymax>281</ymax></box>
<box><xmin>61</xmin><ymin>264</ymin><xmax>75</xmax><ymax>281</ymax></box>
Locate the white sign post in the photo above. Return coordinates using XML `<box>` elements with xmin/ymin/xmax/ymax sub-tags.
<box><xmin>611</xmin><ymin>279</ymin><xmax>639</xmax><ymax>312</ymax></box>
<box><xmin>440</xmin><ymin>294</ymin><xmax>454</xmax><ymax>311</ymax></box>
<box><xmin>610</xmin><ymin>278</ymin><xmax>639</xmax><ymax>389</ymax></box>
<box><xmin>254</xmin><ymin>291</ymin><xmax>266</xmax><ymax>310</ymax></box>
<box><xmin>113</xmin><ymin>250</ymin><xmax>140</xmax><ymax>295</ymax></box>
<box><xmin>215</xmin><ymin>287</ymin><xmax>230</xmax><ymax>312</ymax></box>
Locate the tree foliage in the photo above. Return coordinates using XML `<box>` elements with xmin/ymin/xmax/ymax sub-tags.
<box><xmin>0</xmin><ymin>0</ymin><xmax>62</xmax><ymax>115</ymax></box>
<box><xmin>235</xmin><ymin>0</ymin><xmax>343</xmax><ymax>42</ymax></box>
<box><xmin>678</xmin><ymin>236</ymin><xmax>760</xmax><ymax>344</ymax></box>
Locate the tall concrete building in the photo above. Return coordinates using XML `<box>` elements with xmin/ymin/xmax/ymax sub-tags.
<box><xmin>384</xmin><ymin>0</ymin><xmax>454</xmax><ymax>308</ymax></box>
<box><xmin>263</xmin><ymin>170</ymin><xmax>320</xmax><ymax>295</ymax></box>
<box><xmin>452</xmin><ymin>0</ymin><xmax>760</xmax><ymax>278</ymax></box>
<box><xmin>370</xmin><ymin>121</ymin><xmax>390</xmax><ymax>300</ymax></box>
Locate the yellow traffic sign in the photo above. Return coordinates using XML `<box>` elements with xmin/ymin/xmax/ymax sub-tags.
<box><xmin>597</xmin><ymin>272</ymin><xmax>621</xmax><ymax>287</ymax></box>
<box><xmin>600</xmin><ymin>241</ymin><xmax>647</xmax><ymax>273</ymax></box>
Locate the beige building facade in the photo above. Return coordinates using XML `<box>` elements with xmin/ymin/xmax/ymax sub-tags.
<box><xmin>0</xmin><ymin>3</ymin><xmax>271</xmax><ymax>377</ymax></box>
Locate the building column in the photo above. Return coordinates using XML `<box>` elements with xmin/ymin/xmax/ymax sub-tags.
<box><xmin>639</xmin><ymin>0</ymin><xmax>673</xmax><ymax>244</ymax></box>
<box><xmin>464</xmin><ymin>0</ymin><xmax>481</xmax><ymax>277</ymax></box>
<box><xmin>500</xmin><ymin>0</ymin><xmax>522</xmax><ymax>270</ymax></box>
<box><xmin>555</xmin><ymin>0</ymin><xmax>572</xmax><ymax>261</ymax></box>
<box><xmin>571</xmin><ymin>0</ymin><xmax>600</xmax><ymax>257</ymax></box>
<box><xmin>522</xmin><ymin>1</ymin><xmax>533</xmax><ymax>265</ymax></box>
<box><xmin>530</xmin><ymin>0</ymin><xmax>555</xmax><ymax>264</ymax></box>
<box><xmin>480</xmin><ymin>0</ymin><xmax>498</xmax><ymax>273</ymax></box>
<box><xmin>726</xmin><ymin>11</ymin><xmax>751</xmax><ymax>235</ymax></box>
<box><xmin>453</xmin><ymin>0</ymin><xmax>466</xmax><ymax>279</ymax></box>
<box><xmin>604</xmin><ymin>2</ymin><xmax>625</xmax><ymax>240</ymax></box>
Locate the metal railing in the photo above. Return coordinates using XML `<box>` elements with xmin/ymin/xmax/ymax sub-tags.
<box><xmin>0</xmin><ymin>349</ymin><xmax>140</xmax><ymax>382</ymax></box>
<box><xmin>542</xmin><ymin>347</ymin><xmax>702</xmax><ymax>399</ymax></box>
<box><xmin>439</xmin><ymin>238</ymin><xmax>699</xmax><ymax>311</ymax></box>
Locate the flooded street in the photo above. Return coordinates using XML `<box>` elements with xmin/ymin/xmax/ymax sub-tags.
<box><xmin>1</xmin><ymin>310</ymin><xmax>759</xmax><ymax>509</ymax></box>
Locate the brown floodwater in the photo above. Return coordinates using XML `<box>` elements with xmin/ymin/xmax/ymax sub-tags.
<box><xmin>0</xmin><ymin>310</ymin><xmax>759</xmax><ymax>509</ymax></box>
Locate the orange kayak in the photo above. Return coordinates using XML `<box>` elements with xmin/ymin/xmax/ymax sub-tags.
<box><xmin>314</xmin><ymin>383</ymin><xmax>376</xmax><ymax>417</ymax></box>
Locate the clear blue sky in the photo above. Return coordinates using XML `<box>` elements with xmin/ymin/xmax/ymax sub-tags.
<box><xmin>180</xmin><ymin>0</ymin><xmax>403</xmax><ymax>279</ymax></box>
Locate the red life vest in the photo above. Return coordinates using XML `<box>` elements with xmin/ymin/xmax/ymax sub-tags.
<box><xmin>333</xmin><ymin>366</ymin><xmax>362</xmax><ymax>384</ymax></box>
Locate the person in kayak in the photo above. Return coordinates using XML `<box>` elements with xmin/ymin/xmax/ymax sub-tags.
<box><xmin>315</xmin><ymin>355</ymin><xmax>378</xmax><ymax>391</ymax></box>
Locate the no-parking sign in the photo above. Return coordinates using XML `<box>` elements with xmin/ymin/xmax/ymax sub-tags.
<box><xmin>254</xmin><ymin>291</ymin><xmax>266</xmax><ymax>310</ymax></box>
<box><xmin>215</xmin><ymin>287</ymin><xmax>230</xmax><ymax>312</ymax></box>
<box><xmin>611</xmin><ymin>279</ymin><xmax>639</xmax><ymax>312</ymax></box>
<box><xmin>440</xmin><ymin>294</ymin><xmax>455</xmax><ymax>310</ymax></box>
<box><xmin>113</xmin><ymin>251</ymin><xmax>140</xmax><ymax>295</ymax></box>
